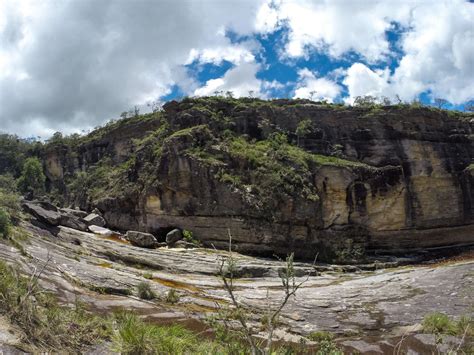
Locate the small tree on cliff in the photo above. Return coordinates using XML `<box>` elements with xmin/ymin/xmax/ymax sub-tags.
<box><xmin>17</xmin><ymin>157</ymin><xmax>45</xmax><ymax>198</ymax></box>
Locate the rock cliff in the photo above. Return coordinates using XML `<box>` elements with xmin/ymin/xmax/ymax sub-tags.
<box><xmin>42</xmin><ymin>98</ymin><xmax>474</xmax><ymax>262</ymax></box>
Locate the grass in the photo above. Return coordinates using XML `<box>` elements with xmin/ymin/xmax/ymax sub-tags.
<box><xmin>142</xmin><ymin>272</ymin><xmax>153</xmax><ymax>279</ymax></box>
<box><xmin>112</xmin><ymin>311</ymin><xmax>222</xmax><ymax>354</ymax></box>
<box><xmin>136</xmin><ymin>281</ymin><xmax>156</xmax><ymax>300</ymax></box>
<box><xmin>422</xmin><ymin>312</ymin><xmax>473</xmax><ymax>337</ymax></box>
<box><xmin>165</xmin><ymin>289</ymin><xmax>180</xmax><ymax>304</ymax></box>
<box><xmin>0</xmin><ymin>260</ymin><xmax>111</xmax><ymax>352</ymax></box>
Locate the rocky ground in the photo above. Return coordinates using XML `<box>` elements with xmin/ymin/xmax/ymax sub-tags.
<box><xmin>0</xmin><ymin>213</ymin><xmax>472</xmax><ymax>354</ymax></box>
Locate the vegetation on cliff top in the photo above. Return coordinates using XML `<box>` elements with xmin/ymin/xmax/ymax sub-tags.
<box><xmin>0</xmin><ymin>97</ymin><xmax>471</xmax><ymax>212</ymax></box>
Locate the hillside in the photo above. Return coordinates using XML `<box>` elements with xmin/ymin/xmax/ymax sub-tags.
<box><xmin>31</xmin><ymin>97</ymin><xmax>474</xmax><ymax>263</ymax></box>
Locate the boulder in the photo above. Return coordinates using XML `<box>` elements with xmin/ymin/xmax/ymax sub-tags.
<box><xmin>84</xmin><ymin>213</ymin><xmax>106</xmax><ymax>227</ymax></box>
<box><xmin>60</xmin><ymin>208</ymin><xmax>88</xmax><ymax>218</ymax></box>
<box><xmin>125</xmin><ymin>231</ymin><xmax>157</xmax><ymax>248</ymax></box>
<box><xmin>59</xmin><ymin>215</ymin><xmax>88</xmax><ymax>232</ymax></box>
<box><xmin>166</xmin><ymin>229</ymin><xmax>183</xmax><ymax>247</ymax></box>
<box><xmin>92</xmin><ymin>208</ymin><xmax>103</xmax><ymax>216</ymax></box>
<box><xmin>22</xmin><ymin>202</ymin><xmax>61</xmax><ymax>226</ymax></box>
<box><xmin>88</xmin><ymin>225</ymin><xmax>115</xmax><ymax>237</ymax></box>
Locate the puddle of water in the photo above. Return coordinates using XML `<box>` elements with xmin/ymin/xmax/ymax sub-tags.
<box><xmin>98</xmin><ymin>234</ymin><xmax>130</xmax><ymax>245</ymax></box>
<box><xmin>152</xmin><ymin>277</ymin><xmax>200</xmax><ymax>292</ymax></box>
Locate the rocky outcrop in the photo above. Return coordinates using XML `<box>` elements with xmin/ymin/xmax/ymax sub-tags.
<box><xmin>41</xmin><ymin>99</ymin><xmax>474</xmax><ymax>262</ymax></box>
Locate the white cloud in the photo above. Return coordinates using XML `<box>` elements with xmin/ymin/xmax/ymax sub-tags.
<box><xmin>342</xmin><ymin>63</ymin><xmax>392</xmax><ymax>103</ymax></box>
<box><xmin>293</xmin><ymin>68</ymin><xmax>341</xmax><ymax>102</ymax></box>
<box><xmin>272</xmin><ymin>0</ymin><xmax>412</xmax><ymax>62</ymax></box>
<box><xmin>391</xmin><ymin>0</ymin><xmax>474</xmax><ymax>103</ymax></box>
<box><xmin>193</xmin><ymin>62</ymin><xmax>264</xmax><ymax>98</ymax></box>
<box><xmin>0</xmin><ymin>0</ymin><xmax>271</xmax><ymax>137</ymax></box>
<box><xmin>341</xmin><ymin>1</ymin><xmax>474</xmax><ymax>104</ymax></box>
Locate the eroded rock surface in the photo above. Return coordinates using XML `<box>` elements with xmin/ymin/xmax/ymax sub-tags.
<box><xmin>1</xmin><ymin>221</ymin><xmax>472</xmax><ymax>353</ymax></box>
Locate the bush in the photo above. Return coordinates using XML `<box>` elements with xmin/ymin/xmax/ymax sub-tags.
<box><xmin>136</xmin><ymin>282</ymin><xmax>156</xmax><ymax>300</ymax></box>
<box><xmin>17</xmin><ymin>157</ymin><xmax>45</xmax><ymax>198</ymax></box>
<box><xmin>0</xmin><ymin>208</ymin><xmax>11</xmax><ymax>238</ymax></box>
<box><xmin>0</xmin><ymin>189</ymin><xmax>21</xmax><ymax>224</ymax></box>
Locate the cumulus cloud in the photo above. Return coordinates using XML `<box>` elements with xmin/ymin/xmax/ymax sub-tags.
<box><xmin>341</xmin><ymin>1</ymin><xmax>474</xmax><ymax>104</ymax></box>
<box><xmin>272</xmin><ymin>0</ymin><xmax>412</xmax><ymax>62</ymax></box>
<box><xmin>0</xmin><ymin>0</ymin><xmax>269</xmax><ymax>137</ymax></box>
<box><xmin>0</xmin><ymin>0</ymin><xmax>472</xmax><ymax>137</ymax></box>
<box><xmin>194</xmin><ymin>62</ymin><xmax>266</xmax><ymax>98</ymax></box>
<box><xmin>293</xmin><ymin>68</ymin><xmax>341</xmax><ymax>102</ymax></box>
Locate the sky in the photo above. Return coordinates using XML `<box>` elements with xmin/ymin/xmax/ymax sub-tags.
<box><xmin>0</xmin><ymin>0</ymin><xmax>473</xmax><ymax>138</ymax></box>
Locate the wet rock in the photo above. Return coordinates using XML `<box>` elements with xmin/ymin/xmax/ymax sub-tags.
<box><xmin>84</xmin><ymin>213</ymin><xmax>106</xmax><ymax>227</ymax></box>
<box><xmin>22</xmin><ymin>202</ymin><xmax>61</xmax><ymax>225</ymax></box>
<box><xmin>126</xmin><ymin>231</ymin><xmax>157</xmax><ymax>248</ymax></box>
<box><xmin>166</xmin><ymin>229</ymin><xmax>183</xmax><ymax>247</ymax></box>
<box><xmin>88</xmin><ymin>225</ymin><xmax>115</xmax><ymax>237</ymax></box>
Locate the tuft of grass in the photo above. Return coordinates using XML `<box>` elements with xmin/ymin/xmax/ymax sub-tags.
<box><xmin>422</xmin><ymin>312</ymin><xmax>473</xmax><ymax>337</ymax></box>
<box><xmin>165</xmin><ymin>289</ymin><xmax>180</xmax><ymax>304</ymax></box>
<box><xmin>112</xmin><ymin>311</ymin><xmax>221</xmax><ymax>354</ymax></box>
<box><xmin>142</xmin><ymin>272</ymin><xmax>153</xmax><ymax>279</ymax></box>
<box><xmin>308</xmin><ymin>331</ymin><xmax>343</xmax><ymax>354</ymax></box>
<box><xmin>136</xmin><ymin>282</ymin><xmax>156</xmax><ymax>300</ymax></box>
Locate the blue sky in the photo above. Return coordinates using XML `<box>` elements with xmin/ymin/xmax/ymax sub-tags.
<box><xmin>0</xmin><ymin>0</ymin><xmax>472</xmax><ymax>137</ymax></box>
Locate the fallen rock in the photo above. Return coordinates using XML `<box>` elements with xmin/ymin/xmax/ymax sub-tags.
<box><xmin>166</xmin><ymin>229</ymin><xmax>183</xmax><ymax>247</ymax></box>
<box><xmin>84</xmin><ymin>213</ymin><xmax>106</xmax><ymax>227</ymax></box>
<box><xmin>59</xmin><ymin>214</ymin><xmax>88</xmax><ymax>232</ymax></box>
<box><xmin>126</xmin><ymin>231</ymin><xmax>157</xmax><ymax>248</ymax></box>
<box><xmin>22</xmin><ymin>202</ymin><xmax>61</xmax><ymax>226</ymax></box>
<box><xmin>60</xmin><ymin>208</ymin><xmax>88</xmax><ymax>218</ymax></box>
<box><xmin>88</xmin><ymin>225</ymin><xmax>115</xmax><ymax>237</ymax></box>
<box><xmin>92</xmin><ymin>208</ymin><xmax>103</xmax><ymax>216</ymax></box>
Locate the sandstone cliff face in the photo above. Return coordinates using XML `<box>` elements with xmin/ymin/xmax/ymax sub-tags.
<box><xmin>42</xmin><ymin>99</ymin><xmax>474</xmax><ymax>262</ymax></box>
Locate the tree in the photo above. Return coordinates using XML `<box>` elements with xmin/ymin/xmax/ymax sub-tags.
<box><xmin>353</xmin><ymin>95</ymin><xmax>377</xmax><ymax>107</ymax></box>
<box><xmin>0</xmin><ymin>208</ymin><xmax>11</xmax><ymax>238</ymax></box>
<box><xmin>295</xmin><ymin>119</ymin><xmax>313</xmax><ymax>147</ymax></box>
<box><xmin>434</xmin><ymin>98</ymin><xmax>448</xmax><ymax>109</ymax></box>
<box><xmin>17</xmin><ymin>157</ymin><xmax>45</xmax><ymax>198</ymax></box>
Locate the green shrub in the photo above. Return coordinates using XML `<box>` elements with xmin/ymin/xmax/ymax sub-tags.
<box><xmin>136</xmin><ymin>282</ymin><xmax>156</xmax><ymax>300</ymax></box>
<box><xmin>308</xmin><ymin>331</ymin><xmax>343</xmax><ymax>354</ymax></box>
<box><xmin>0</xmin><ymin>189</ymin><xmax>22</xmax><ymax>223</ymax></box>
<box><xmin>182</xmin><ymin>229</ymin><xmax>201</xmax><ymax>246</ymax></box>
<box><xmin>17</xmin><ymin>157</ymin><xmax>45</xmax><ymax>198</ymax></box>
<box><xmin>0</xmin><ymin>208</ymin><xmax>11</xmax><ymax>238</ymax></box>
